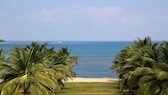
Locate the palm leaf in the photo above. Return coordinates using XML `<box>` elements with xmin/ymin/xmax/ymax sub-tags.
<box><xmin>1</xmin><ymin>77</ymin><xmax>20</xmax><ymax>95</ymax></box>
<box><xmin>34</xmin><ymin>73</ymin><xmax>56</xmax><ymax>91</ymax></box>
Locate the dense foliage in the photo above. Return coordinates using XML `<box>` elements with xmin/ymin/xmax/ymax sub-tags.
<box><xmin>0</xmin><ymin>42</ymin><xmax>78</xmax><ymax>95</ymax></box>
<box><xmin>112</xmin><ymin>37</ymin><xmax>168</xmax><ymax>95</ymax></box>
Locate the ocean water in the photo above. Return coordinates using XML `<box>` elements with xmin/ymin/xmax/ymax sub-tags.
<box><xmin>0</xmin><ymin>41</ymin><xmax>133</xmax><ymax>78</ymax></box>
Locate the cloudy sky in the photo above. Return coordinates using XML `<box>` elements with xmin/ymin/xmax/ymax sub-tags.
<box><xmin>0</xmin><ymin>0</ymin><xmax>168</xmax><ymax>41</ymax></box>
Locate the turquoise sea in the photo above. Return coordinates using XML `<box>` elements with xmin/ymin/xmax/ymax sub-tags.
<box><xmin>0</xmin><ymin>41</ymin><xmax>133</xmax><ymax>78</ymax></box>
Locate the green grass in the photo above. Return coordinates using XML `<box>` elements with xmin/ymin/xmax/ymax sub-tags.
<box><xmin>56</xmin><ymin>82</ymin><xmax>131</xmax><ymax>95</ymax></box>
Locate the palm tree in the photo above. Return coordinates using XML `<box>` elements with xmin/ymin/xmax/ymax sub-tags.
<box><xmin>0</xmin><ymin>47</ymin><xmax>57</xmax><ymax>95</ymax></box>
<box><xmin>137</xmin><ymin>41</ymin><xmax>168</xmax><ymax>95</ymax></box>
<box><xmin>137</xmin><ymin>62</ymin><xmax>168</xmax><ymax>95</ymax></box>
<box><xmin>112</xmin><ymin>37</ymin><xmax>168</xmax><ymax>95</ymax></box>
<box><xmin>0</xmin><ymin>42</ymin><xmax>78</xmax><ymax>95</ymax></box>
<box><xmin>112</xmin><ymin>37</ymin><xmax>161</xmax><ymax>92</ymax></box>
<box><xmin>26</xmin><ymin>42</ymin><xmax>78</xmax><ymax>89</ymax></box>
<box><xmin>49</xmin><ymin>48</ymin><xmax>78</xmax><ymax>79</ymax></box>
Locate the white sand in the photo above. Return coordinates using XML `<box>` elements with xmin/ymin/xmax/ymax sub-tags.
<box><xmin>65</xmin><ymin>77</ymin><xmax>119</xmax><ymax>83</ymax></box>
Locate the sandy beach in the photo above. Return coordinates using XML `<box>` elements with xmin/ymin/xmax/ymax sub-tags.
<box><xmin>66</xmin><ymin>77</ymin><xmax>119</xmax><ymax>82</ymax></box>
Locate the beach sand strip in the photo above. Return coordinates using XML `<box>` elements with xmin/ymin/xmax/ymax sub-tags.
<box><xmin>65</xmin><ymin>78</ymin><xmax>119</xmax><ymax>83</ymax></box>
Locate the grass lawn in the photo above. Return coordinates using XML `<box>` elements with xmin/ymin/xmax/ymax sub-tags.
<box><xmin>56</xmin><ymin>82</ymin><xmax>131</xmax><ymax>95</ymax></box>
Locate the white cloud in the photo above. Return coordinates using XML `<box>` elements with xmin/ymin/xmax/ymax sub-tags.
<box><xmin>23</xmin><ymin>5</ymin><xmax>145</xmax><ymax>26</ymax></box>
<box><xmin>24</xmin><ymin>8</ymin><xmax>65</xmax><ymax>22</ymax></box>
<box><xmin>119</xmin><ymin>15</ymin><xmax>144</xmax><ymax>25</ymax></box>
<box><xmin>76</xmin><ymin>5</ymin><xmax>145</xmax><ymax>25</ymax></box>
<box><xmin>79</xmin><ymin>6</ymin><xmax>122</xmax><ymax>24</ymax></box>
<box><xmin>80</xmin><ymin>6</ymin><xmax>121</xmax><ymax>16</ymax></box>
<box><xmin>24</xmin><ymin>6</ymin><xmax>122</xmax><ymax>24</ymax></box>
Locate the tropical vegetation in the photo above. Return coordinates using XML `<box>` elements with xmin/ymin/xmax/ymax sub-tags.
<box><xmin>0</xmin><ymin>40</ymin><xmax>5</xmax><ymax>43</ymax></box>
<box><xmin>0</xmin><ymin>42</ymin><xmax>78</xmax><ymax>95</ymax></box>
<box><xmin>111</xmin><ymin>37</ymin><xmax>168</xmax><ymax>95</ymax></box>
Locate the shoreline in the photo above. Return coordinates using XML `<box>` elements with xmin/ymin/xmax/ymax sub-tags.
<box><xmin>65</xmin><ymin>77</ymin><xmax>119</xmax><ymax>83</ymax></box>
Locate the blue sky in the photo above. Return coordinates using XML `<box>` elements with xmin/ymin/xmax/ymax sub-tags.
<box><xmin>0</xmin><ymin>0</ymin><xmax>168</xmax><ymax>41</ymax></box>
